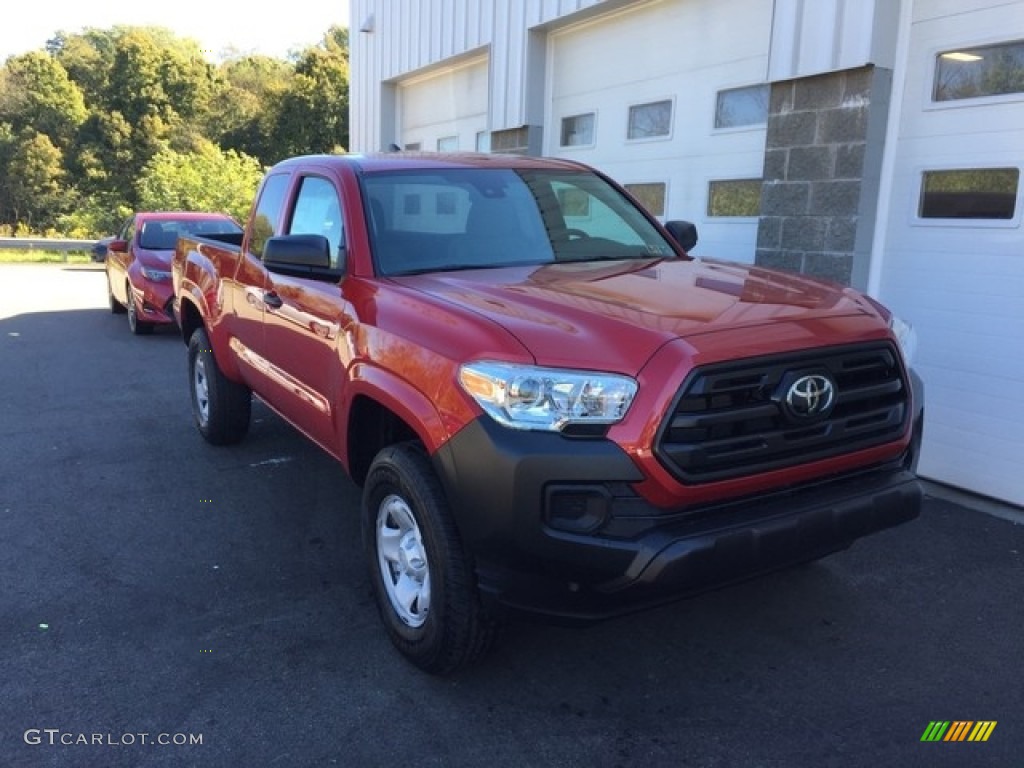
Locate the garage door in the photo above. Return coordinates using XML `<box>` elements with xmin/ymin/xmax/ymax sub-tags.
<box><xmin>546</xmin><ymin>0</ymin><xmax>771</xmax><ymax>263</ymax></box>
<box><xmin>398</xmin><ymin>55</ymin><xmax>489</xmax><ymax>153</ymax></box>
<box><xmin>877</xmin><ymin>1</ymin><xmax>1024</xmax><ymax>505</ymax></box>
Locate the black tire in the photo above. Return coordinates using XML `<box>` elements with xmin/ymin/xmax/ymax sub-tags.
<box><xmin>108</xmin><ymin>276</ymin><xmax>126</xmax><ymax>314</ymax></box>
<box><xmin>187</xmin><ymin>327</ymin><xmax>251</xmax><ymax>445</ymax></box>
<box><xmin>363</xmin><ymin>443</ymin><xmax>500</xmax><ymax>675</ymax></box>
<box><xmin>126</xmin><ymin>285</ymin><xmax>153</xmax><ymax>335</ymax></box>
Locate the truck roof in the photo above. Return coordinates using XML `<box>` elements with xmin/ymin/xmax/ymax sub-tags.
<box><xmin>269</xmin><ymin>152</ymin><xmax>592</xmax><ymax>175</ymax></box>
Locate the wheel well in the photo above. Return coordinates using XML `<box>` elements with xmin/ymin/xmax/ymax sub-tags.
<box><xmin>347</xmin><ymin>395</ymin><xmax>421</xmax><ymax>486</ymax></box>
<box><xmin>179</xmin><ymin>298</ymin><xmax>203</xmax><ymax>346</ymax></box>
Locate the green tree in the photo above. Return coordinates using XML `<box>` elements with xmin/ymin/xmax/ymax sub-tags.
<box><xmin>0</xmin><ymin>23</ymin><xmax>350</xmax><ymax>236</ymax></box>
<box><xmin>214</xmin><ymin>55</ymin><xmax>291</xmax><ymax>163</ymax></box>
<box><xmin>0</xmin><ymin>123</ymin><xmax>18</xmax><ymax>231</ymax></box>
<box><xmin>48</xmin><ymin>28</ymin><xmax>118</xmax><ymax>110</ymax></box>
<box><xmin>5</xmin><ymin>131</ymin><xmax>70</xmax><ymax>231</ymax></box>
<box><xmin>0</xmin><ymin>51</ymin><xmax>87</xmax><ymax>147</ymax></box>
<box><xmin>135</xmin><ymin>140</ymin><xmax>264</xmax><ymax>222</ymax></box>
<box><xmin>270</xmin><ymin>26</ymin><xmax>349</xmax><ymax>160</ymax></box>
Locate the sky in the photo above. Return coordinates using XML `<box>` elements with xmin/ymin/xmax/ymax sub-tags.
<box><xmin>2</xmin><ymin>0</ymin><xmax>352</xmax><ymax>62</ymax></box>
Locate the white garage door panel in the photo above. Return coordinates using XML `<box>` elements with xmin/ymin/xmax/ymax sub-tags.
<box><xmin>922</xmin><ymin>412</ymin><xmax>1023</xmax><ymax>505</ymax></box>
<box><xmin>399</xmin><ymin>57</ymin><xmax>488</xmax><ymax>150</ymax></box>
<box><xmin>548</xmin><ymin>0</ymin><xmax>770</xmax><ymax>263</ymax></box>
<box><xmin>879</xmin><ymin>0</ymin><xmax>1024</xmax><ymax>505</ymax></box>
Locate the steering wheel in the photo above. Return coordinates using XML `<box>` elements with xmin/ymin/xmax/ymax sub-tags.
<box><xmin>564</xmin><ymin>229</ymin><xmax>590</xmax><ymax>240</ymax></box>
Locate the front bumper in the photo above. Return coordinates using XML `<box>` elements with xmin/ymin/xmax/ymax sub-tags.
<box><xmin>433</xmin><ymin>375</ymin><xmax>924</xmax><ymax>622</ymax></box>
<box><xmin>131</xmin><ymin>277</ymin><xmax>176</xmax><ymax>324</ymax></box>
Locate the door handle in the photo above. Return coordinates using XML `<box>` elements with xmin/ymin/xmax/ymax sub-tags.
<box><xmin>263</xmin><ymin>291</ymin><xmax>283</xmax><ymax>309</ymax></box>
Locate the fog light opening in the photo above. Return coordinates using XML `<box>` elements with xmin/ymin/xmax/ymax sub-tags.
<box><xmin>545</xmin><ymin>486</ymin><xmax>611</xmax><ymax>534</ymax></box>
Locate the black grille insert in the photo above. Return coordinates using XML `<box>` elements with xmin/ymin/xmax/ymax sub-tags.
<box><xmin>655</xmin><ymin>342</ymin><xmax>910</xmax><ymax>483</ymax></box>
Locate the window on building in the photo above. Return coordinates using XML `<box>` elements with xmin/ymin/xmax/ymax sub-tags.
<box><xmin>491</xmin><ymin>126</ymin><xmax>529</xmax><ymax>154</ymax></box>
<box><xmin>437</xmin><ymin>135</ymin><xmax>458</xmax><ymax>152</ymax></box>
<box><xmin>624</xmin><ymin>183</ymin><xmax>667</xmax><ymax>217</ymax></box>
<box><xmin>475</xmin><ymin>131</ymin><xmax>491</xmax><ymax>153</ymax></box>
<box><xmin>404</xmin><ymin>142</ymin><xmax>421</xmax><ymax>151</ymax></box>
<box><xmin>436</xmin><ymin>191</ymin><xmax>457</xmax><ymax>215</ymax></box>
<box><xmin>714</xmin><ymin>84</ymin><xmax>770</xmax><ymax>129</ymax></box>
<box><xmin>933</xmin><ymin>40</ymin><xmax>1024</xmax><ymax>102</ymax></box>
<box><xmin>708</xmin><ymin>179</ymin><xmax>762</xmax><ymax>217</ymax></box>
<box><xmin>403</xmin><ymin>194</ymin><xmax>421</xmax><ymax>215</ymax></box>
<box><xmin>627</xmin><ymin>100</ymin><xmax>673</xmax><ymax>140</ymax></box>
<box><xmin>918</xmin><ymin>168</ymin><xmax>1019</xmax><ymax>219</ymax></box>
<box><xmin>560</xmin><ymin>112</ymin><xmax>595</xmax><ymax>147</ymax></box>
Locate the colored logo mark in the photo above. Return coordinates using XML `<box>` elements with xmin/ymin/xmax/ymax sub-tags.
<box><xmin>921</xmin><ymin>721</ymin><xmax>996</xmax><ymax>742</ymax></box>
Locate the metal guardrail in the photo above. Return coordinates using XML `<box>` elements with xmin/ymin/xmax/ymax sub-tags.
<box><xmin>0</xmin><ymin>237</ymin><xmax>98</xmax><ymax>252</ymax></box>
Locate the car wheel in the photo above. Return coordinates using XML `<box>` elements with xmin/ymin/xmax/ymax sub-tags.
<box><xmin>363</xmin><ymin>443</ymin><xmax>500</xmax><ymax>675</ymax></box>
<box><xmin>187</xmin><ymin>327</ymin><xmax>251</xmax><ymax>445</ymax></box>
<box><xmin>108</xmin><ymin>276</ymin><xmax>126</xmax><ymax>314</ymax></box>
<box><xmin>126</xmin><ymin>285</ymin><xmax>153</xmax><ymax>335</ymax></box>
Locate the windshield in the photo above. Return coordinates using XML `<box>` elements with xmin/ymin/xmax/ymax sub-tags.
<box><xmin>361</xmin><ymin>168</ymin><xmax>676</xmax><ymax>276</ymax></box>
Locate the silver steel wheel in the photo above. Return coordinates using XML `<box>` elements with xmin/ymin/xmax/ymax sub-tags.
<box><xmin>193</xmin><ymin>354</ymin><xmax>210</xmax><ymax>427</ymax></box>
<box><xmin>376</xmin><ymin>493</ymin><xmax>431</xmax><ymax>628</ymax></box>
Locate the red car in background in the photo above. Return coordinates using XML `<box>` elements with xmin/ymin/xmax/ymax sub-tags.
<box><xmin>106</xmin><ymin>211</ymin><xmax>243</xmax><ymax>335</ymax></box>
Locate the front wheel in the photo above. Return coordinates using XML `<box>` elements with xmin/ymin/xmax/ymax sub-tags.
<box><xmin>126</xmin><ymin>285</ymin><xmax>153</xmax><ymax>335</ymax></box>
<box><xmin>363</xmin><ymin>443</ymin><xmax>500</xmax><ymax>675</ymax></box>
<box><xmin>187</xmin><ymin>327</ymin><xmax>251</xmax><ymax>445</ymax></box>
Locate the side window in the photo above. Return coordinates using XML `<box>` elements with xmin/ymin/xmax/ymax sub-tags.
<box><xmin>552</xmin><ymin>180</ymin><xmax>646</xmax><ymax>245</ymax></box>
<box><xmin>288</xmin><ymin>176</ymin><xmax>345</xmax><ymax>269</ymax></box>
<box><xmin>249</xmin><ymin>173</ymin><xmax>291</xmax><ymax>260</ymax></box>
<box><xmin>120</xmin><ymin>217</ymin><xmax>135</xmax><ymax>243</ymax></box>
<box><xmin>544</xmin><ymin>177</ymin><xmax>674</xmax><ymax>259</ymax></box>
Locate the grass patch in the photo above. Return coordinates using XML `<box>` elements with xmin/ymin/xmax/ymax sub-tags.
<box><xmin>0</xmin><ymin>250</ymin><xmax>94</xmax><ymax>264</ymax></box>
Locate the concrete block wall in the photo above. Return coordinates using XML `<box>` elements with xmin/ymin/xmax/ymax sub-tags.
<box><xmin>755</xmin><ymin>65</ymin><xmax>892</xmax><ymax>288</ymax></box>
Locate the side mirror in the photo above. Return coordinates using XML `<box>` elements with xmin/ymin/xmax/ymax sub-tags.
<box><xmin>109</xmin><ymin>239</ymin><xmax>129</xmax><ymax>253</ymax></box>
<box><xmin>265</xmin><ymin>234</ymin><xmax>330</xmax><ymax>268</ymax></box>
<box><xmin>664</xmin><ymin>220</ymin><xmax>698</xmax><ymax>252</ymax></box>
<box><xmin>264</xmin><ymin>234</ymin><xmax>343</xmax><ymax>281</ymax></box>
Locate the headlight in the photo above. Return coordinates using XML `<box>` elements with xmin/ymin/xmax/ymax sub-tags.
<box><xmin>890</xmin><ymin>315</ymin><xmax>917</xmax><ymax>367</ymax></box>
<box><xmin>458</xmin><ymin>361</ymin><xmax>638</xmax><ymax>432</ymax></box>
<box><xmin>141</xmin><ymin>267</ymin><xmax>171</xmax><ymax>282</ymax></box>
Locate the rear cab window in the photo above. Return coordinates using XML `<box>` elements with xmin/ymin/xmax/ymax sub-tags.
<box><xmin>248</xmin><ymin>173</ymin><xmax>291</xmax><ymax>260</ymax></box>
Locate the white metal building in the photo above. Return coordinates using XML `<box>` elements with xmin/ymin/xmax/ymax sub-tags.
<box><xmin>349</xmin><ymin>0</ymin><xmax>1024</xmax><ymax>506</ymax></box>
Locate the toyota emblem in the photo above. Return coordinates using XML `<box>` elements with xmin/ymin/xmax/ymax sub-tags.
<box><xmin>785</xmin><ymin>374</ymin><xmax>835</xmax><ymax>418</ymax></box>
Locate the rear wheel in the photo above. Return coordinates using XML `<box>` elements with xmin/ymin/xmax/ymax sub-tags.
<box><xmin>363</xmin><ymin>443</ymin><xmax>500</xmax><ymax>675</ymax></box>
<box><xmin>187</xmin><ymin>327</ymin><xmax>251</xmax><ymax>445</ymax></box>
<box><xmin>126</xmin><ymin>285</ymin><xmax>153</xmax><ymax>335</ymax></box>
<box><xmin>108</xmin><ymin>276</ymin><xmax>126</xmax><ymax>314</ymax></box>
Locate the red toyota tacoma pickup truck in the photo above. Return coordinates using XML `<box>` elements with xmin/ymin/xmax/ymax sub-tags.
<box><xmin>172</xmin><ymin>152</ymin><xmax>923</xmax><ymax>675</ymax></box>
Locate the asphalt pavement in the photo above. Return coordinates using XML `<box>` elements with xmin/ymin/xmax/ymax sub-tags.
<box><xmin>1</xmin><ymin>264</ymin><xmax>1022</xmax><ymax>768</ymax></box>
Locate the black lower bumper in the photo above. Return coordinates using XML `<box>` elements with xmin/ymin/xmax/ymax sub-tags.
<box><xmin>432</xmin><ymin>375</ymin><xmax>924</xmax><ymax>623</ymax></box>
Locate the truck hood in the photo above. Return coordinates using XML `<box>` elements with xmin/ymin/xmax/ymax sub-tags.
<box><xmin>393</xmin><ymin>258</ymin><xmax>880</xmax><ymax>372</ymax></box>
